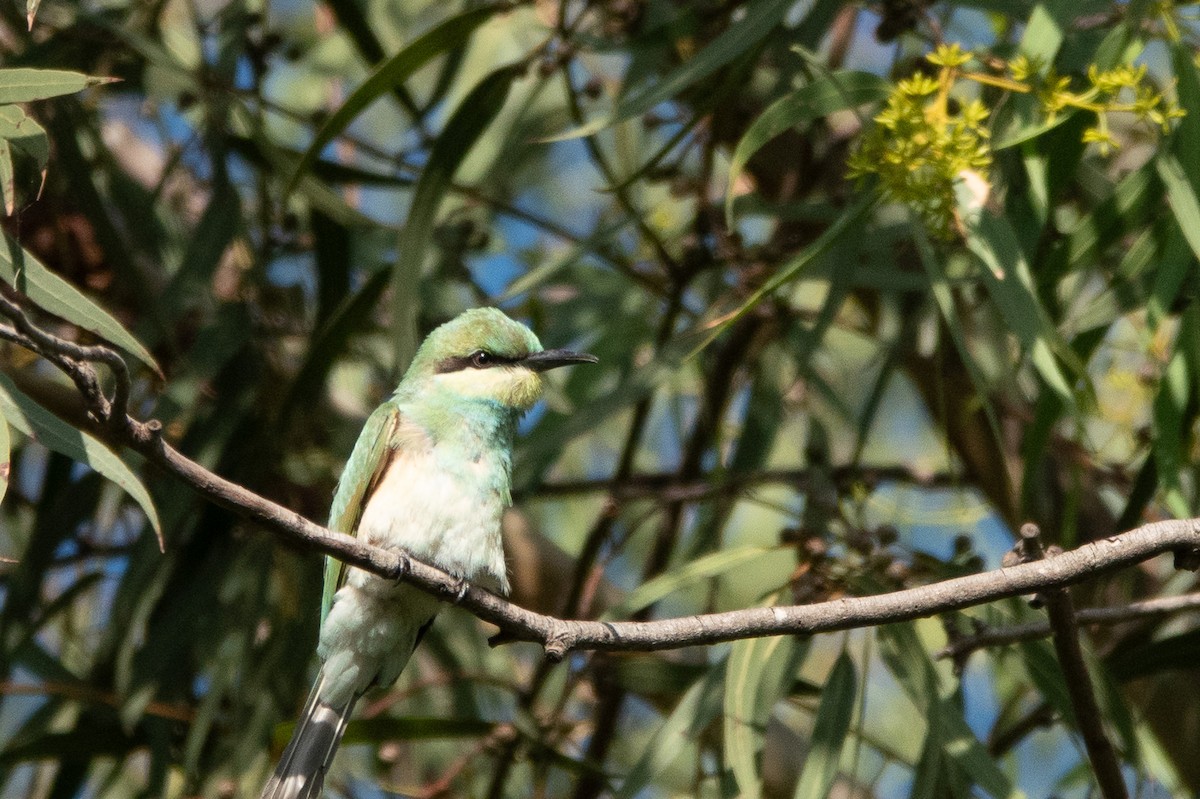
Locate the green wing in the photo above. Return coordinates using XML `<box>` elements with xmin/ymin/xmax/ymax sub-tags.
<box><xmin>320</xmin><ymin>401</ymin><xmax>401</xmax><ymax>624</ymax></box>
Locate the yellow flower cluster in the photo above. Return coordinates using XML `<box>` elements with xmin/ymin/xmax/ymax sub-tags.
<box><xmin>849</xmin><ymin>43</ymin><xmax>1186</xmax><ymax>238</ymax></box>
<box><xmin>848</xmin><ymin>45</ymin><xmax>991</xmax><ymax>239</ymax></box>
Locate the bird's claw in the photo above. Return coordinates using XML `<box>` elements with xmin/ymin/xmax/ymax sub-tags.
<box><xmin>451</xmin><ymin>576</ymin><xmax>470</xmax><ymax>604</ymax></box>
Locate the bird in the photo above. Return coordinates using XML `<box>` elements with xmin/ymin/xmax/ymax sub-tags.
<box><xmin>260</xmin><ymin>307</ymin><xmax>597</xmax><ymax>799</ymax></box>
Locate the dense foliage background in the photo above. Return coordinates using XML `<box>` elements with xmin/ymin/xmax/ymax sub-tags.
<box><xmin>2</xmin><ymin>0</ymin><xmax>1200</xmax><ymax>797</ymax></box>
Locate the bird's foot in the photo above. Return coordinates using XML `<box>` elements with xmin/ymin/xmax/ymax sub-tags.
<box><xmin>451</xmin><ymin>576</ymin><xmax>470</xmax><ymax>604</ymax></box>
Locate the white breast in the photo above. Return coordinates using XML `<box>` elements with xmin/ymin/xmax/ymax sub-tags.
<box><xmin>355</xmin><ymin>445</ymin><xmax>510</xmax><ymax>594</ymax></box>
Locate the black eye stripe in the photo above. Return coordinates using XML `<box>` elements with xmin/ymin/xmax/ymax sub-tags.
<box><xmin>434</xmin><ymin>351</ymin><xmax>520</xmax><ymax>374</ymax></box>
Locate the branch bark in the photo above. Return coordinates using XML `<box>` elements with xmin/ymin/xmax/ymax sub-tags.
<box><xmin>939</xmin><ymin>592</ymin><xmax>1200</xmax><ymax>662</ymax></box>
<box><xmin>1015</xmin><ymin>523</ymin><xmax>1128</xmax><ymax>799</ymax></box>
<box><xmin>4</xmin><ymin>297</ymin><xmax>1200</xmax><ymax>662</ymax></box>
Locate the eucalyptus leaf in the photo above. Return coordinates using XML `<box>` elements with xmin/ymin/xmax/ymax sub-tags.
<box><xmin>0</xmin><ymin>232</ymin><xmax>160</xmax><ymax>374</ymax></box>
<box><xmin>614</xmin><ymin>664</ymin><xmax>726</xmax><ymax>799</ymax></box>
<box><xmin>725</xmin><ymin>609</ymin><xmax>806</xmax><ymax>799</ymax></box>
<box><xmin>0</xmin><ymin>104</ymin><xmax>49</xmax><ymax>175</ymax></box>
<box><xmin>792</xmin><ymin>652</ymin><xmax>857</xmax><ymax>799</ymax></box>
<box><xmin>547</xmin><ymin>0</ymin><xmax>793</xmax><ymax>142</ymax></box>
<box><xmin>0</xmin><ymin>405</ymin><xmax>9</xmax><ymax>505</ymax></box>
<box><xmin>603</xmin><ymin>546</ymin><xmax>778</xmax><ymax>619</ymax></box>
<box><xmin>0</xmin><ymin>373</ymin><xmax>162</xmax><ymax>548</ymax></box>
<box><xmin>726</xmin><ymin>72</ymin><xmax>889</xmax><ymax>223</ymax></box>
<box><xmin>285</xmin><ymin>4</ymin><xmax>507</xmax><ymax>197</ymax></box>
<box><xmin>0</xmin><ymin>68</ymin><xmax>112</xmax><ymax>103</ymax></box>
<box><xmin>392</xmin><ymin>65</ymin><xmax>519</xmax><ymax>373</ymax></box>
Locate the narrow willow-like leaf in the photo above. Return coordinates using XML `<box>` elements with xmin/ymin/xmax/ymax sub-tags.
<box><xmin>0</xmin><ymin>105</ymin><xmax>49</xmax><ymax>174</ymax></box>
<box><xmin>0</xmin><ymin>232</ymin><xmax>160</xmax><ymax>373</ymax></box>
<box><xmin>960</xmin><ymin>204</ymin><xmax>1084</xmax><ymax>406</ymax></box>
<box><xmin>691</xmin><ymin>191</ymin><xmax>877</xmax><ymax>358</ymax></box>
<box><xmin>603</xmin><ymin>546</ymin><xmax>778</xmax><ymax>619</ymax></box>
<box><xmin>913</xmin><ymin>223</ymin><xmax>1005</xmax><ymax>458</ymax></box>
<box><xmin>725</xmin><ymin>611</ymin><xmax>805</xmax><ymax>799</ymax></box>
<box><xmin>0</xmin><ymin>68</ymin><xmax>111</xmax><ymax>103</ymax></box>
<box><xmin>726</xmin><ymin>71</ymin><xmax>889</xmax><ymax>223</ymax></box>
<box><xmin>614</xmin><ymin>665</ymin><xmax>726</xmax><ymax>799</ymax></box>
<box><xmin>0</xmin><ymin>138</ymin><xmax>12</xmax><ymax>215</ymax></box>
<box><xmin>0</xmin><ymin>373</ymin><xmax>162</xmax><ymax>547</ymax></box>
<box><xmin>876</xmin><ymin>624</ymin><xmax>1020</xmax><ymax>799</ymax></box>
<box><xmin>793</xmin><ymin>652</ymin><xmax>857</xmax><ymax>799</ymax></box>
<box><xmin>392</xmin><ymin>65</ymin><xmax>518</xmax><ymax>374</ymax></box>
<box><xmin>547</xmin><ymin>0</ymin><xmax>793</xmax><ymax>142</ymax></box>
<box><xmin>1156</xmin><ymin>153</ymin><xmax>1200</xmax><ymax>266</ymax></box>
<box><xmin>284</xmin><ymin>4</ymin><xmax>507</xmax><ymax>197</ymax></box>
<box><xmin>0</xmin><ymin>405</ymin><xmax>9</xmax><ymax>505</ymax></box>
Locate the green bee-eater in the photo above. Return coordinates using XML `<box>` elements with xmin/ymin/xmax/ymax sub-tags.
<box><xmin>260</xmin><ymin>308</ymin><xmax>597</xmax><ymax>799</ymax></box>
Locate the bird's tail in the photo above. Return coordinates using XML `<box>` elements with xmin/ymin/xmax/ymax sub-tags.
<box><xmin>260</xmin><ymin>671</ymin><xmax>357</xmax><ymax>799</ymax></box>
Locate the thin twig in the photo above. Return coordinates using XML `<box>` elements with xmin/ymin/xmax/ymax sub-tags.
<box><xmin>5</xmin><ymin>299</ymin><xmax>1200</xmax><ymax>660</ymax></box>
<box><xmin>529</xmin><ymin>465</ymin><xmax>960</xmax><ymax>502</ymax></box>
<box><xmin>1016</xmin><ymin>523</ymin><xmax>1128</xmax><ymax>799</ymax></box>
<box><xmin>0</xmin><ymin>680</ymin><xmax>193</xmax><ymax>722</ymax></box>
<box><xmin>0</xmin><ymin>294</ymin><xmax>130</xmax><ymax>427</ymax></box>
<box><xmin>938</xmin><ymin>592</ymin><xmax>1200</xmax><ymax>661</ymax></box>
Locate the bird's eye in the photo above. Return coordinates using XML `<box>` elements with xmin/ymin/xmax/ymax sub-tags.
<box><xmin>470</xmin><ymin>350</ymin><xmax>493</xmax><ymax>368</ymax></box>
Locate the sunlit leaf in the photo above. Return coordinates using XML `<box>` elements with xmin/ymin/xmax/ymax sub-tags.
<box><xmin>547</xmin><ymin>0</ymin><xmax>793</xmax><ymax>142</ymax></box>
<box><xmin>0</xmin><ymin>373</ymin><xmax>162</xmax><ymax>548</ymax></box>
<box><xmin>284</xmin><ymin>4</ymin><xmax>507</xmax><ymax>197</ymax></box>
<box><xmin>960</xmin><ymin>202</ymin><xmax>1085</xmax><ymax>406</ymax></box>
<box><xmin>0</xmin><ymin>404</ymin><xmax>8</xmax><ymax>505</ymax></box>
<box><xmin>0</xmin><ymin>138</ymin><xmax>12</xmax><ymax>215</ymax></box>
<box><xmin>0</xmin><ymin>69</ymin><xmax>113</xmax><ymax>103</ymax></box>
<box><xmin>793</xmin><ymin>652</ymin><xmax>857</xmax><ymax>799</ymax></box>
<box><xmin>726</xmin><ymin>71</ymin><xmax>889</xmax><ymax>223</ymax></box>
<box><xmin>1156</xmin><ymin>153</ymin><xmax>1200</xmax><ymax>266</ymax></box>
<box><xmin>0</xmin><ymin>232</ymin><xmax>160</xmax><ymax>374</ymax></box>
<box><xmin>392</xmin><ymin>65</ymin><xmax>518</xmax><ymax>373</ymax></box>
<box><xmin>725</xmin><ymin>606</ymin><xmax>806</xmax><ymax>799</ymax></box>
<box><xmin>614</xmin><ymin>664</ymin><xmax>725</xmax><ymax>799</ymax></box>
<box><xmin>604</xmin><ymin>546</ymin><xmax>778</xmax><ymax>619</ymax></box>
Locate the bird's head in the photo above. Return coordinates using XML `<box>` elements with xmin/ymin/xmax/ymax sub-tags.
<box><xmin>403</xmin><ymin>308</ymin><xmax>597</xmax><ymax>411</ymax></box>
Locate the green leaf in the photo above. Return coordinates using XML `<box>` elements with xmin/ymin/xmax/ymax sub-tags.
<box><xmin>693</xmin><ymin>191</ymin><xmax>877</xmax><ymax>357</ymax></box>
<box><xmin>0</xmin><ymin>104</ymin><xmax>49</xmax><ymax>177</ymax></box>
<box><xmin>0</xmin><ymin>404</ymin><xmax>9</xmax><ymax>506</ymax></box>
<box><xmin>0</xmin><ymin>138</ymin><xmax>12</xmax><ymax>216</ymax></box>
<box><xmin>603</xmin><ymin>546</ymin><xmax>778</xmax><ymax>619</ymax></box>
<box><xmin>877</xmin><ymin>624</ymin><xmax>1020</xmax><ymax>799</ymax></box>
<box><xmin>547</xmin><ymin>0</ymin><xmax>793</xmax><ymax>142</ymax></box>
<box><xmin>726</xmin><ymin>72</ymin><xmax>889</xmax><ymax>223</ymax></box>
<box><xmin>725</xmin><ymin>610</ymin><xmax>806</xmax><ymax>799</ymax></box>
<box><xmin>0</xmin><ymin>69</ymin><xmax>111</xmax><ymax>103</ymax></box>
<box><xmin>793</xmin><ymin>652</ymin><xmax>857</xmax><ymax>799</ymax></box>
<box><xmin>391</xmin><ymin>65</ymin><xmax>518</xmax><ymax>373</ymax></box>
<box><xmin>0</xmin><ymin>232</ymin><xmax>160</xmax><ymax>374</ymax></box>
<box><xmin>0</xmin><ymin>373</ymin><xmax>162</xmax><ymax>548</ymax></box>
<box><xmin>614</xmin><ymin>665</ymin><xmax>726</xmax><ymax>799</ymax></box>
<box><xmin>913</xmin><ymin>223</ymin><xmax>1004</xmax><ymax>451</ymax></box>
<box><xmin>960</xmin><ymin>204</ymin><xmax>1084</xmax><ymax>406</ymax></box>
<box><xmin>1156</xmin><ymin>153</ymin><xmax>1200</xmax><ymax>266</ymax></box>
<box><xmin>284</xmin><ymin>4</ymin><xmax>507</xmax><ymax>197</ymax></box>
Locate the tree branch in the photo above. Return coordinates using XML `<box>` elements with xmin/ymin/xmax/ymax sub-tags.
<box><xmin>1015</xmin><ymin>523</ymin><xmax>1128</xmax><ymax>799</ymax></box>
<box><xmin>5</xmin><ymin>298</ymin><xmax>1200</xmax><ymax>663</ymax></box>
<box><xmin>939</xmin><ymin>592</ymin><xmax>1200</xmax><ymax>662</ymax></box>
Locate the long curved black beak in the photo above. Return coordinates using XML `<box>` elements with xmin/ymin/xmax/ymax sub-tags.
<box><xmin>521</xmin><ymin>348</ymin><xmax>599</xmax><ymax>372</ymax></box>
